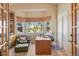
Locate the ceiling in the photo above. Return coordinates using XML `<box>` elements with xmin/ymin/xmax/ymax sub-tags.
<box><xmin>10</xmin><ymin>3</ymin><xmax>57</xmax><ymax>12</ymax></box>
<box><xmin>15</xmin><ymin>9</ymin><xmax>49</xmax><ymax>12</ymax></box>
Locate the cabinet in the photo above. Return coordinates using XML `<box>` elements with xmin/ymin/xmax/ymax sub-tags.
<box><xmin>36</xmin><ymin>37</ymin><xmax>51</xmax><ymax>55</ymax></box>
<box><xmin>10</xmin><ymin>13</ymin><xmax>15</xmax><ymax>35</ymax></box>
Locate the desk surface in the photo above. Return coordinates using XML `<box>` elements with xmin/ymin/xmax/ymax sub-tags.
<box><xmin>36</xmin><ymin>36</ymin><xmax>50</xmax><ymax>40</ymax></box>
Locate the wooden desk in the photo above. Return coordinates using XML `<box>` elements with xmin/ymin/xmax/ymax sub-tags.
<box><xmin>36</xmin><ymin>37</ymin><xmax>51</xmax><ymax>55</ymax></box>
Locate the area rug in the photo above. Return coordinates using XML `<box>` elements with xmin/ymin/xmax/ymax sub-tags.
<box><xmin>53</xmin><ymin>44</ymin><xmax>63</xmax><ymax>50</ymax></box>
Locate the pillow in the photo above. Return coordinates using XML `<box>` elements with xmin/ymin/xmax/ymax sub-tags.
<box><xmin>19</xmin><ymin>37</ymin><xmax>26</xmax><ymax>41</ymax></box>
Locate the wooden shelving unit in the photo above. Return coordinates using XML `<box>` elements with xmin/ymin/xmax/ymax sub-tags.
<box><xmin>10</xmin><ymin>13</ymin><xmax>15</xmax><ymax>35</ymax></box>
<box><xmin>0</xmin><ymin>3</ymin><xmax>9</xmax><ymax>56</ymax></box>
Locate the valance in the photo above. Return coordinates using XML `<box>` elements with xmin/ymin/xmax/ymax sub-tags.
<box><xmin>16</xmin><ymin>16</ymin><xmax>51</xmax><ymax>22</ymax></box>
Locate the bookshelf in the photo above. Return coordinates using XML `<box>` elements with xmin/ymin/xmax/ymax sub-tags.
<box><xmin>10</xmin><ymin>13</ymin><xmax>15</xmax><ymax>35</ymax></box>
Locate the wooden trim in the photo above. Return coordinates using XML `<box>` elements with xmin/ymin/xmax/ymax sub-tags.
<box><xmin>5</xmin><ymin>3</ymin><xmax>9</xmax><ymax>56</ymax></box>
<box><xmin>16</xmin><ymin>16</ymin><xmax>51</xmax><ymax>22</ymax></box>
<box><xmin>7</xmin><ymin>4</ymin><xmax>9</xmax><ymax>55</ymax></box>
<box><xmin>71</xmin><ymin>3</ymin><xmax>77</xmax><ymax>56</ymax></box>
<box><xmin>1</xmin><ymin>3</ymin><xmax>4</xmax><ymax>55</ymax></box>
<box><xmin>75</xmin><ymin>3</ymin><xmax>77</xmax><ymax>56</ymax></box>
<box><xmin>71</xmin><ymin>3</ymin><xmax>73</xmax><ymax>56</ymax></box>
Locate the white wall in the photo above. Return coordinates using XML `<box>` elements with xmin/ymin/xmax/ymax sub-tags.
<box><xmin>57</xmin><ymin>3</ymin><xmax>72</xmax><ymax>55</ymax></box>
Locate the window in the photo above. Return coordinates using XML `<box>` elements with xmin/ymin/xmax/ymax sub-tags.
<box><xmin>26</xmin><ymin>22</ymin><xmax>43</xmax><ymax>33</ymax></box>
<box><xmin>17</xmin><ymin>22</ymin><xmax>45</xmax><ymax>33</ymax></box>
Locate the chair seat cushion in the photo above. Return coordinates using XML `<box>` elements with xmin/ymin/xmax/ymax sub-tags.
<box><xmin>15</xmin><ymin>43</ymin><xmax>29</xmax><ymax>52</ymax></box>
<box><xmin>16</xmin><ymin>44</ymin><xmax>29</xmax><ymax>48</ymax></box>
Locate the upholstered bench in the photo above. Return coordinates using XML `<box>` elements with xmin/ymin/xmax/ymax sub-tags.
<box><xmin>15</xmin><ymin>43</ymin><xmax>29</xmax><ymax>52</ymax></box>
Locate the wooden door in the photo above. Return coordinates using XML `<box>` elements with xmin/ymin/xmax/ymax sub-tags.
<box><xmin>71</xmin><ymin>3</ymin><xmax>77</xmax><ymax>56</ymax></box>
<box><xmin>0</xmin><ymin>3</ymin><xmax>9</xmax><ymax>56</ymax></box>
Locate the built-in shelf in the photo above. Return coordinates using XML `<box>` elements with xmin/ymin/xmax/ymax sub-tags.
<box><xmin>10</xmin><ymin>13</ymin><xmax>15</xmax><ymax>35</ymax></box>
